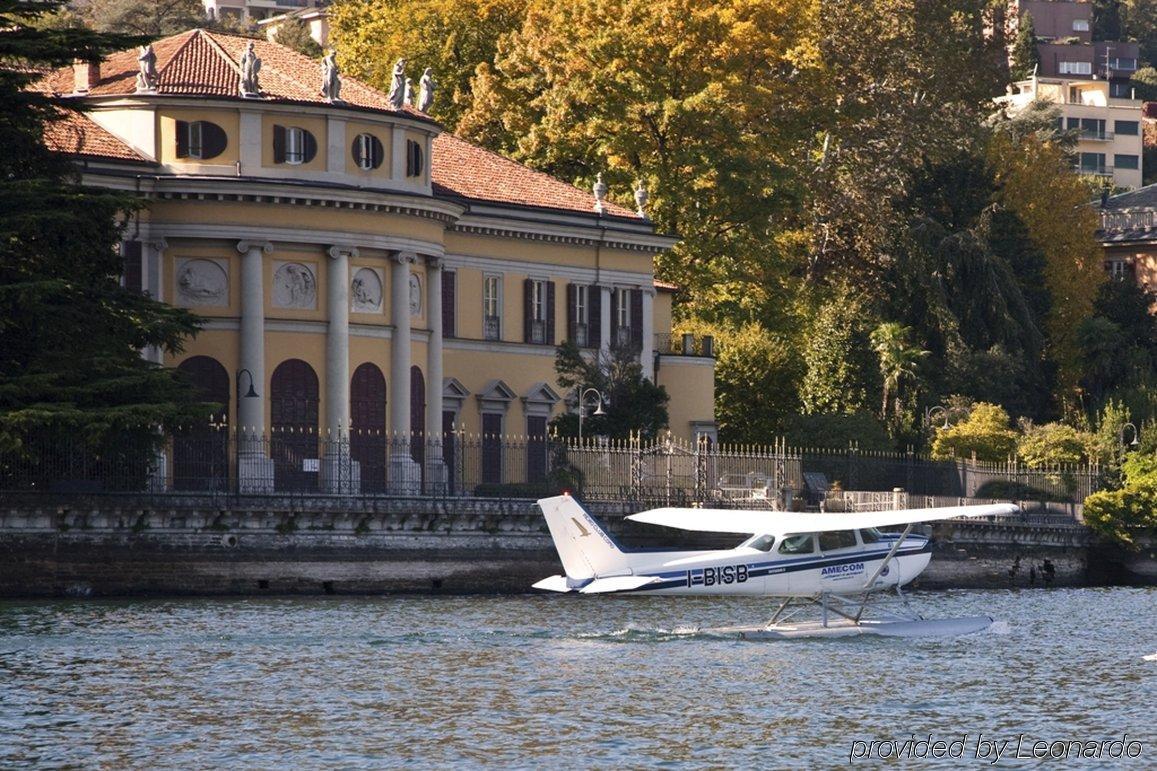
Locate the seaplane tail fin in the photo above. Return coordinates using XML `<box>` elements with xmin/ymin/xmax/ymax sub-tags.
<box><xmin>537</xmin><ymin>495</ymin><xmax>631</xmax><ymax>580</ymax></box>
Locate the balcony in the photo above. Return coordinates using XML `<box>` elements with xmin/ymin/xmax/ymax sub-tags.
<box><xmin>1073</xmin><ymin>164</ymin><xmax>1114</xmax><ymax>178</ymax></box>
<box><xmin>1078</xmin><ymin>130</ymin><xmax>1114</xmax><ymax>142</ymax></box>
<box><xmin>655</xmin><ymin>333</ymin><xmax>716</xmax><ymax>358</ymax></box>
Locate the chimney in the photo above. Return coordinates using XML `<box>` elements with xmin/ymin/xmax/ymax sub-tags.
<box><xmin>73</xmin><ymin>59</ymin><xmax>101</xmax><ymax>93</ymax></box>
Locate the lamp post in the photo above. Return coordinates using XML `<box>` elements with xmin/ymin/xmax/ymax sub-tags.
<box><xmin>236</xmin><ymin>368</ymin><xmax>259</xmax><ymax>399</ymax></box>
<box><xmin>1119</xmin><ymin>422</ymin><xmax>1141</xmax><ymax>452</ymax></box>
<box><xmin>924</xmin><ymin>405</ymin><xmax>949</xmax><ymax>430</ymax></box>
<box><xmin>577</xmin><ymin>387</ymin><xmax>607</xmax><ymax>442</ymax></box>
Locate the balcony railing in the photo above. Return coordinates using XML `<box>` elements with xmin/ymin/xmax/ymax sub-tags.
<box><xmin>1079</xmin><ymin>130</ymin><xmax>1114</xmax><ymax>141</ymax></box>
<box><xmin>1074</xmin><ymin>164</ymin><xmax>1114</xmax><ymax>177</ymax></box>
<box><xmin>1101</xmin><ymin>208</ymin><xmax>1157</xmax><ymax>234</ymax></box>
<box><xmin>655</xmin><ymin>333</ymin><xmax>716</xmax><ymax>358</ymax></box>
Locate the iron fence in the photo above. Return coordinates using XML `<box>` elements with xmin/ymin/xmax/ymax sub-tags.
<box><xmin>0</xmin><ymin>430</ymin><xmax>1105</xmax><ymax>508</ymax></box>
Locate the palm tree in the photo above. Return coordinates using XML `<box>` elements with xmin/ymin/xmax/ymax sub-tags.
<box><xmin>870</xmin><ymin>323</ymin><xmax>929</xmax><ymax>421</ymax></box>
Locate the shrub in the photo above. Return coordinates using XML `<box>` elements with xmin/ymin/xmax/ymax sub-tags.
<box><xmin>931</xmin><ymin>403</ymin><xmax>1017</xmax><ymax>461</ymax></box>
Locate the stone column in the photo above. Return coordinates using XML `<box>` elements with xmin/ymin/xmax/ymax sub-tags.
<box><xmin>599</xmin><ymin>285</ymin><xmax>612</xmax><ymax>362</ymax></box>
<box><xmin>321</xmin><ymin>245</ymin><xmax>359</xmax><ymax>494</ymax></box>
<box><xmin>424</xmin><ymin>255</ymin><xmax>446</xmax><ymax>491</ymax></box>
<box><xmin>641</xmin><ymin>287</ymin><xmax>655</xmax><ymax>381</ymax></box>
<box><xmin>389</xmin><ymin>251</ymin><xmax>420</xmax><ymax>491</ymax></box>
<box><xmin>236</xmin><ymin>240</ymin><xmax>274</xmax><ymax>493</ymax></box>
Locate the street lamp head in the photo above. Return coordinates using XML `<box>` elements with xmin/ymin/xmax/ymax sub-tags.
<box><xmin>593</xmin><ymin>402</ymin><xmax>607</xmax><ymax>417</ymax></box>
<box><xmin>237</xmin><ymin>368</ymin><xmax>259</xmax><ymax>398</ymax></box>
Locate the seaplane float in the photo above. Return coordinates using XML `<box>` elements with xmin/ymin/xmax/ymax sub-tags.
<box><xmin>533</xmin><ymin>493</ymin><xmax>1018</xmax><ymax>639</ymax></box>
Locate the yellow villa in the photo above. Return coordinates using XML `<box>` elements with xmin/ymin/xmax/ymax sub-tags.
<box><xmin>40</xmin><ymin>29</ymin><xmax>716</xmax><ymax>494</ymax></box>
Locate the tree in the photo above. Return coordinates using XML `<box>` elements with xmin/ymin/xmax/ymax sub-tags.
<box><xmin>799</xmin><ymin>292</ymin><xmax>878</xmax><ymax>416</ymax></box>
<box><xmin>0</xmin><ymin>1</ymin><xmax>204</xmax><ymax>454</ymax></box>
<box><xmin>1083</xmin><ymin>450</ymin><xmax>1157</xmax><ymax>545</ymax></box>
<box><xmin>82</xmin><ymin>0</ymin><xmax>204</xmax><ymax>37</ymax></box>
<box><xmin>274</xmin><ymin>18</ymin><xmax>322</xmax><ymax>58</ymax></box>
<box><xmin>1016</xmin><ymin>422</ymin><xmax>1089</xmax><ymax>467</ymax></box>
<box><xmin>684</xmin><ymin>322</ymin><xmax>803</xmax><ymax>443</ymax></box>
<box><xmin>456</xmin><ymin>0</ymin><xmax>823</xmax><ymax>322</ymax></box>
<box><xmin>330</xmin><ymin>0</ymin><xmax>528</xmax><ymax>128</ymax></box>
<box><xmin>930</xmin><ymin>403</ymin><xmax>1018</xmax><ymax>461</ymax></box>
<box><xmin>870</xmin><ymin>322</ymin><xmax>927</xmax><ymax>422</ymax></box>
<box><xmin>1010</xmin><ymin>12</ymin><xmax>1040</xmax><ymax>81</ymax></box>
<box><xmin>549</xmin><ymin>341</ymin><xmax>669</xmax><ymax>440</ymax></box>
<box><xmin>987</xmin><ymin>114</ymin><xmax>1105</xmax><ymax>396</ymax></box>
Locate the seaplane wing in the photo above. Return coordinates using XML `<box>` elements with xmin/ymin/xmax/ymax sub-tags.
<box><xmin>626</xmin><ymin>503</ymin><xmax>1019</xmax><ymax>536</ymax></box>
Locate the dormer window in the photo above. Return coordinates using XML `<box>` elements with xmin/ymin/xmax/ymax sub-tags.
<box><xmin>175</xmin><ymin>120</ymin><xmax>227</xmax><ymax>160</ymax></box>
<box><xmin>352</xmin><ymin>133</ymin><xmax>384</xmax><ymax>170</ymax></box>
<box><xmin>273</xmin><ymin>125</ymin><xmax>317</xmax><ymax>165</ymax></box>
<box><xmin>406</xmin><ymin>139</ymin><xmax>424</xmax><ymax>177</ymax></box>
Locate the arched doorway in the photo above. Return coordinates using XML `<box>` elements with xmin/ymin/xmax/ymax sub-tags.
<box><xmin>270</xmin><ymin>359</ymin><xmax>319</xmax><ymax>492</ymax></box>
<box><xmin>173</xmin><ymin>356</ymin><xmax>229</xmax><ymax>491</ymax></box>
<box><xmin>410</xmin><ymin>365</ymin><xmax>426</xmax><ymax>474</ymax></box>
<box><xmin>350</xmin><ymin>363</ymin><xmax>387</xmax><ymax>493</ymax></box>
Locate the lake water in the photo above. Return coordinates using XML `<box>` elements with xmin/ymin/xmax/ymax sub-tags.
<box><xmin>1</xmin><ymin>588</ymin><xmax>1154</xmax><ymax>768</ymax></box>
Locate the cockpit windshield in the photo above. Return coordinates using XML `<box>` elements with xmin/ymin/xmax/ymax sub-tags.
<box><xmin>747</xmin><ymin>534</ymin><xmax>775</xmax><ymax>551</ymax></box>
<box><xmin>859</xmin><ymin>527</ymin><xmax>884</xmax><ymax>543</ymax></box>
<box><xmin>778</xmin><ymin>534</ymin><xmax>816</xmax><ymax>555</ymax></box>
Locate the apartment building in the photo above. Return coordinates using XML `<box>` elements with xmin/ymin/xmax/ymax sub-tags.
<box><xmin>997</xmin><ymin>75</ymin><xmax>1144</xmax><ymax>189</ymax></box>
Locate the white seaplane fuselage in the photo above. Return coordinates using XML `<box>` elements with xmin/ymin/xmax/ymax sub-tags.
<box><xmin>533</xmin><ymin>494</ymin><xmax>1014</xmax><ymax>599</ymax></box>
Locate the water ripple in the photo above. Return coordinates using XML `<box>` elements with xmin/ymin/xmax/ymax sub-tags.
<box><xmin>1</xmin><ymin>588</ymin><xmax>1154</xmax><ymax>767</ymax></box>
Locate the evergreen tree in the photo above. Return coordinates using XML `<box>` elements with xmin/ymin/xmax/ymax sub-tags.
<box><xmin>0</xmin><ymin>1</ymin><xmax>204</xmax><ymax>455</ymax></box>
<box><xmin>1010</xmin><ymin>12</ymin><xmax>1040</xmax><ymax>81</ymax></box>
<box><xmin>83</xmin><ymin>0</ymin><xmax>204</xmax><ymax>37</ymax></box>
<box><xmin>549</xmin><ymin>341</ymin><xmax>669</xmax><ymax>441</ymax></box>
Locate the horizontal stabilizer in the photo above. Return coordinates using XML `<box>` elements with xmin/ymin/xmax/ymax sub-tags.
<box><xmin>627</xmin><ymin>503</ymin><xmax>1020</xmax><ymax>536</ymax></box>
<box><xmin>532</xmin><ymin>575</ymin><xmax>572</xmax><ymax>592</ymax></box>
<box><xmin>578</xmin><ymin>575</ymin><xmax>659</xmax><ymax>594</ymax></box>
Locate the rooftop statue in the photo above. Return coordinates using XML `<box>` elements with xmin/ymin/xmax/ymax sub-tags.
<box><xmin>404</xmin><ymin>76</ymin><xmax>414</xmax><ymax>107</ymax></box>
<box><xmin>418</xmin><ymin>68</ymin><xmax>436</xmax><ymax>112</ymax></box>
<box><xmin>593</xmin><ymin>172</ymin><xmax>607</xmax><ymax>214</ymax></box>
<box><xmin>321</xmin><ymin>50</ymin><xmax>341</xmax><ymax>102</ymax></box>
<box><xmin>634</xmin><ymin>180</ymin><xmax>649</xmax><ymax>219</ymax></box>
<box><xmin>387</xmin><ymin>58</ymin><xmax>406</xmax><ymax>109</ymax></box>
<box><xmin>136</xmin><ymin>44</ymin><xmax>158</xmax><ymax>92</ymax></box>
<box><xmin>239</xmin><ymin>41</ymin><xmax>261</xmax><ymax>98</ymax></box>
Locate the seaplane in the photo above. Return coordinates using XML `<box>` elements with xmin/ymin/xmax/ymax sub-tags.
<box><xmin>533</xmin><ymin>493</ymin><xmax>1018</xmax><ymax>639</ymax></box>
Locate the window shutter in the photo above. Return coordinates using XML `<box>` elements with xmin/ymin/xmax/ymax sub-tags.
<box><xmin>351</xmin><ymin>136</ymin><xmax>364</xmax><ymax>168</ymax></box>
<box><xmin>442</xmin><ymin>270</ymin><xmax>456</xmax><ymax>338</ymax></box>
<box><xmin>523</xmin><ymin>278</ymin><xmax>534</xmax><ymax>343</ymax></box>
<box><xmin>546</xmin><ymin>281</ymin><xmax>556</xmax><ymax>345</ymax></box>
<box><xmin>566</xmin><ymin>284</ymin><xmax>576</xmax><ymax>343</ymax></box>
<box><xmin>122</xmin><ymin>240</ymin><xmax>142</xmax><ymax>293</ymax></box>
<box><xmin>273</xmin><ymin>124</ymin><xmax>286</xmax><ymax>163</ymax></box>
<box><xmin>609</xmin><ymin>289</ymin><xmax>619</xmax><ymax>342</ymax></box>
<box><xmin>175</xmin><ymin>120</ymin><xmax>189</xmax><ymax>158</ymax></box>
<box><xmin>588</xmin><ymin>286</ymin><xmax>602</xmax><ymax>350</ymax></box>
<box><xmin>302</xmin><ymin>130</ymin><xmax>318</xmax><ymax>164</ymax></box>
<box><xmin>630</xmin><ymin>289</ymin><xmax>643</xmax><ymax>351</ymax></box>
<box><xmin>371</xmin><ymin>136</ymin><xmax>384</xmax><ymax>169</ymax></box>
<box><xmin>201</xmin><ymin>122</ymin><xmax>227</xmax><ymax>160</ymax></box>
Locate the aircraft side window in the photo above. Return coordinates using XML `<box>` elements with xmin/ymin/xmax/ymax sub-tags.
<box><xmin>818</xmin><ymin>530</ymin><xmax>857</xmax><ymax>552</ymax></box>
<box><xmin>859</xmin><ymin>527</ymin><xmax>883</xmax><ymax>544</ymax></box>
<box><xmin>748</xmin><ymin>534</ymin><xmax>775</xmax><ymax>551</ymax></box>
<box><xmin>777</xmin><ymin>534</ymin><xmax>815</xmax><ymax>555</ymax></box>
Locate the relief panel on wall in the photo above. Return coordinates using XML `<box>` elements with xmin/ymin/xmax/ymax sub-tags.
<box><xmin>351</xmin><ymin>267</ymin><xmax>383</xmax><ymax>313</ymax></box>
<box><xmin>272</xmin><ymin>262</ymin><xmax>317</xmax><ymax>309</ymax></box>
<box><xmin>174</xmin><ymin>258</ymin><xmax>228</xmax><ymax>307</ymax></box>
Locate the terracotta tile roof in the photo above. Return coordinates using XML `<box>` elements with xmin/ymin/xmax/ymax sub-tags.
<box><xmin>433</xmin><ymin>133</ymin><xmax>637</xmax><ymax>218</ymax></box>
<box><xmin>36</xmin><ymin>29</ymin><xmax>643</xmax><ymax>219</ymax></box>
<box><xmin>42</xmin><ymin>110</ymin><xmax>150</xmax><ymax>162</ymax></box>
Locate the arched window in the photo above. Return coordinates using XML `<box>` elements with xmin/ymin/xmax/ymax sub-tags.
<box><xmin>352</xmin><ymin>133</ymin><xmax>385</xmax><ymax>170</ymax></box>
<box><xmin>271</xmin><ymin>359</ymin><xmax>319</xmax><ymax>491</ymax></box>
<box><xmin>273</xmin><ymin>125</ymin><xmax>318</xmax><ymax>165</ymax></box>
<box><xmin>175</xmin><ymin>120</ymin><xmax>228</xmax><ymax>161</ymax></box>
<box><xmin>350</xmin><ymin>363</ymin><xmax>387</xmax><ymax>493</ymax></box>
<box><xmin>173</xmin><ymin>356</ymin><xmax>229</xmax><ymax>491</ymax></box>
